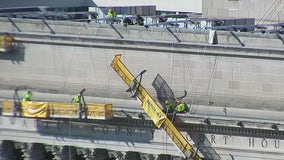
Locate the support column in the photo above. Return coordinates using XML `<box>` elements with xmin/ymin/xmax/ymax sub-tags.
<box><xmin>0</xmin><ymin>141</ymin><xmax>3</xmax><ymax>160</ymax></box>
<box><xmin>125</xmin><ymin>151</ymin><xmax>141</xmax><ymax>160</ymax></box>
<box><xmin>21</xmin><ymin>143</ymin><xmax>29</xmax><ymax>160</ymax></box>
<box><xmin>26</xmin><ymin>143</ymin><xmax>48</xmax><ymax>160</ymax></box>
<box><xmin>148</xmin><ymin>154</ymin><xmax>156</xmax><ymax>160</ymax></box>
<box><xmin>82</xmin><ymin>148</ymin><xmax>92</xmax><ymax>160</ymax></box>
<box><xmin>61</xmin><ymin>146</ymin><xmax>78</xmax><ymax>160</ymax></box>
<box><xmin>0</xmin><ymin>140</ymin><xmax>16</xmax><ymax>160</ymax></box>
<box><xmin>14</xmin><ymin>146</ymin><xmax>24</xmax><ymax>160</ymax></box>
<box><xmin>115</xmin><ymin>151</ymin><xmax>124</xmax><ymax>160</ymax></box>
<box><xmin>157</xmin><ymin>154</ymin><xmax>172</xmax><ymax>160</ymax></box>
<box><xmin>45</xmin><ymin>150</ymin><xmax>55</xmax><ymax>160</ymax></box>
<box><xmin>52</xmin><ymin>146</ymin><xmax>61</xmax><ymax>160</ymax></box>
<box><xmin>92</xmin><ymin>148</ymin><xmax>109</xmax><ymax>160</ymax></box>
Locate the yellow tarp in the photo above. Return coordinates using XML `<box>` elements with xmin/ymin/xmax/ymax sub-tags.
<box><xmin>1</xmin><ymin>100</ymin><xmax>113</xmax><ymax>120</ymax></box>
<box><xmin>48</xmin><ymin>102</ymin><xmax>113</xmax><ymax>119</ymax></box>
<box><xmin>87</xmin><ymin>104</ymin><xmax>113</xmax><ymax>119</ymax></box>
<box><xmin>49</xmin><ymin>102</ymin><xmax>77</xmax><ymax>116</ymax></box>
<box><xmin>0</xmin><ymin>35</ymin><xmax>14</xmax><ymax>49</ymax></box>
<box><xmin>1</xmin><ymin>100</ymin><xmax>14</xmax><ymax>113</ymax></box>
<box><xmin>21</xmin><ymin>101</ymin><xmax>49</xmax><ymax>118</ymax></box>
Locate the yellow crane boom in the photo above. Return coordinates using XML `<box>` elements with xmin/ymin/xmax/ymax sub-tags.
<box><xmin>111</xmin><ymin>54</ymin><xmax>202</xmax><ymax>159</ymax></box>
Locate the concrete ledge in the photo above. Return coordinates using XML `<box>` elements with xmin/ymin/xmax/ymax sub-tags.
<box><xmin>1</xmin><ymin>17</ymin><xmax>283</xmax><ymax>49</ymax></box>
<box><xmin>1</xmin><ymin>89</ymin><xmax>284</xmax><ymax>123</ymax></box>
<box><xmin>9</xmin><ymin>31</ymin><xmax>284</xmax><ymax>60</ymax></box>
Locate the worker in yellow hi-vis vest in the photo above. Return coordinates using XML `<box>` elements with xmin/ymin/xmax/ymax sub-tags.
<box><xmin>72</xmin><ymin>94</ymin><xmax>80</xmax><ymax>103</ymax></box>
<box><xmin>107</xmin><ymin>9</ymin><xmax>117</xmax><ymax>24</ymax></box>
<box><xmin>107</xmin><ymin>9</ymin><xmax>117</xmax><ymax>18</ymax></box>
<box><xmin>72</xmin><ymin>89</ymin><xmax>87</xmax><ymax>119</ymax></box>
<box><xmin>175</xmin><ymin>99</ymin><xmax>188</xmax><ymax>113</ymax></box>
<box><xmin>22</xmin><ymin>90</ymin><xmax>33</xmax><ymax>102</ymax></box>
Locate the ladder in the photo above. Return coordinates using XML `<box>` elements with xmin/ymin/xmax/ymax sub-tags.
<box><xmin>111</xmin><ymin>54</ymin><xmax>202</xmax><ymax>159</ymax></box>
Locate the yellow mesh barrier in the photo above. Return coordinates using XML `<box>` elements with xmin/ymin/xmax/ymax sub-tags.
<box><xmin>0</xmin><ymin>34</ymin><xmax>14</xmax><ymax>52</ymax></box>
<box><xmin>21</xmin><ymin>101</ymin><xmax>49</xmax><ymax>118</ymax></box>
<box><xmin>87</xmin><ymin>103</ymin><xmax>113</xmax><ymax>119</ymax></box>
<box><xmin>49</xmin><ymin>102</ymin><xmax>77</xmax><ymax>117</ymax></box>
<box><xmin>1</xmin><ymin>100</ymin><xmax>113</xmax><ymax>120</ymax></box>
<box><xmin>1</xmin><ymin>101</ymin><xmax>14</xmax><ymax>114</ymax></box>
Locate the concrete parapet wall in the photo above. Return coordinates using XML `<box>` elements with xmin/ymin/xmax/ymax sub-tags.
<box><xmin>0</xmin><ymin>18</ymin><xmax>284</xmax><ymax>111</ymax></box>
<box><xmin>0</xmin><ymin>116</ymin><xmax>179</xmax><ymax>156</ymax></box>
<box><xmin>0</xmin><ymin>17</ymin><xmax>283</xmax><ymax>49</ymax></box>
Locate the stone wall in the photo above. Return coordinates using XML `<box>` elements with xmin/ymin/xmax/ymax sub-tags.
<box><xmin>0</xmin><ymin>18</ymin><xmax>284</xmax><ymax>110</ymax></box>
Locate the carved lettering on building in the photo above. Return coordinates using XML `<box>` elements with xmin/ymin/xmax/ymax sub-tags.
<box><xmin>223</xmin><ymin>135</ymin><xmax>228</xmax><ymax>145</ymax></box>
<box><xmin>22</xmin><ymin>119</ymin><xmax>27</xmax><ymax>127</ymax></box>
<box><xmin>57</xmin><ymin>121</ymin><xmax>62</xmax><ymax>130</ymax></box>
<box><xmin>91</xmin><ymin>125</ymin><xmax>153</xmax><ymax>139</ymax></box>
<box><xmin>126</xmin><ymin>128</ymin><xmax>132</xmax><ymax>136</ymax></box>
<box><xmin>199</xmin><ymin>134</ymin><xmax>205</xmax><ymax>143</ymax></box>
<box><xmin>211</xmin><ymin>135</ymin><xmax>216</xmax><ymax>144</ymax></box>
<box><xmin>45</xmin><ymin>122</ymin><xmax>49</xmax><ymax>129</ymax></box>
<box><xmin>198</xmin><ymin>135</ymin><xmax>281</xmax><ymax>150</ymax></box>
<box><xmin>150</xmin><ymin>130</ymin><xmax>154</xmax><ymax>138</ymax></box>
<box><xmin>249</xmin><ymin>137</ymin><xmax>254</xmax><ymax>147</ymax></box>
<box><xmin>275</xmin><ymin>139</ymin><xmax>280</xmax><ymax>149</ymax></box>
<box><xmin>102</xmin><ymin>125</ymin><xmax>109</xmax><ymax>134</ymax></box>
<box><xmin>9</xmin><ymin>117</ymin><xmax>16</xmax><ymax>125</ymax></box>
<box><xmin>261</xmin><ymin>138</ymin><xmax>268</xmax><ymax>148</ymax></box>
<box><xmin>115</xmin><ymin>126</ymin><xmax>121</xmax><ymax>135</ymax></box>
<box><xmin>138</xmin><ymin>129</ymin><xmax>143</xmax><ymax>137</ymax></box>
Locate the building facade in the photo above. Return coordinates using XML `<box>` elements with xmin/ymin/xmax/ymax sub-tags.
<box><xmin>202</xmin><ymin>0</ymin><xmax>284</xmax><ymax>23</ymax></box>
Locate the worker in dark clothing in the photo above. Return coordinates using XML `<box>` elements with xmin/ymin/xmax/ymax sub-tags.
<box><xmin>123</xmin><ymin>17</ymin><xmax>133</xmax><ymax>27</ymax></box>
<box><xmin>164</xmin><ymin>99</ymin><xmax>175</xmax><ymax>114</ymax></box>
<box><xmin>135</xmin><ymin>15</ymin><xmax>144</xmax><ymax>26</ymax></box>
<box><xmin>159</xmin><ymin>16</ymin><xmax>168</xmax><ymax>23</ymax></box>
<box><xmin>13</xmin><ymin>87</ymin><xmax>21</xmax><ymax>116</ymax></box>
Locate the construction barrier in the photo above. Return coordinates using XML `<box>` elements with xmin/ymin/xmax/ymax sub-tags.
<box><xmin>1</xmin><ymin>100</ymin><xmax>113</xmax><ymax>120</ymax></box>
<box><xmin>0</xmin><ymin>34</ymin><xmax>14</xmax><ymax>52</ymax></box>
<box><xmin>22</xmin><ymin>101</ymin><xmax>49</xmax><ymax>118</ymax></box>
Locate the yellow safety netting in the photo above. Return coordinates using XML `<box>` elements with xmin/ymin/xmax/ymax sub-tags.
<box><xmin>22</xmin><ymin>101</ymin><xmax>49</xmax><ymax>118</ymax></box>
<box><xmin>0</xmin><ymin>34</ymin><xmax>14</xmax><ymax>51</ymax></box>
<box><xmin>1</xmin><ymin>100</ymin><xmax>113</xmax><ymax>120</ymax></box>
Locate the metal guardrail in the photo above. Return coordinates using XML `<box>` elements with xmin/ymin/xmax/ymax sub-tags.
<box><xmin>9</xmin><ymin>31</ymin><xmax>284</xmax><ymax>60</ymax></box>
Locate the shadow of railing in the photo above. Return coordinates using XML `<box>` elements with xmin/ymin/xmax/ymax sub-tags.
<box><xmin>34</xmin><ymin>117</ymin><xmax>155</xmax><ymax>143</ymax></box>
<box><xmin>0</xmin><ymin>42</ymin><xmax>25</xmax><ymax>63</ymax></box>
